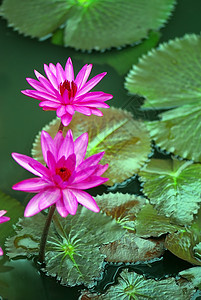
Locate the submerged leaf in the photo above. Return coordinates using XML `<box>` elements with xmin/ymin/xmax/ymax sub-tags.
<box><xmin>32</xmin><ymin>108</ymin><xmax>151</xmax><ymax>186</ymax></box>
<box><xmin>139</xmin><ymin>158</ymin><xmax>201</xmax><ymax>225</ymax></box>
<box><xmin>125</xmin><ymin>34</ymin><xmax>201</xmax><ymax>161</ymax></box>
<box><xmin>1</xmin><ymin>0</ymin><xmax>175</xmax><ymax>51</ymax></box>
<box><xmin>135</xmin><ymin>203</ymin><xmax>182</xmax><ymax>238</ymax></box>
<box><xmin>6</xmin><ymin>206</ymin><xmax>124</xmax><ymax>287</ymax></box>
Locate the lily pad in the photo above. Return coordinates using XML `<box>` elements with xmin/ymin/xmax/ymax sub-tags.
<box><xmin>79</xmin><ymin>269</ymin><xmax>195</xmax><ymax>299</ymax></box>
<box><xmin>180</xmin><ymin>266</ymin><xmax>201</xmax><ymax>289</ymax></box>
<box><xmin>165</xmin><ymin>211</ymin><xmax>201</xmax><ymax>266</ymax></box>
<box><xmin>32</xmin><ymin>108</ymin><xmax>151</xmax><ymax>186</ymax></box>
<box><xmin>138</xmin><ymin>158</ymin><xmax>201</xmax><ymax>225</ymax></box>
<box><xmin>125</xmin><ymin>34</ymin><xmax>201</xmax><ymax>162</ymax></box>
<box><xmin>100</xmin><ymin>231</ymin><xmax>165</xmax><ymax>263</ymax></box>
<box><xmin>95</xmin><ymin>192</ymin><xmax>147</xmax><ymax>231</ymax></box>
<box><xmin>0</xmin><ymin>0</ymin><xmax>175</xmax><ymax>51</ymax></box>
<box><xmin>0</xmin><ymin>191</ymin><xmax>24</xmax><ymax>253</ymax></box>
<box><xmin>135</xmin><ymin>203</ymin><xmax>182</xmax><ymax>238</ymax></box>
<box><xmin>6</xmin><ymin>206</ymin><xmax>124</xmax><ymax>287</ymax></box>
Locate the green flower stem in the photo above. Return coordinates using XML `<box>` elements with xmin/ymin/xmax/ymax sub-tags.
<box><xmin>38</xmin><ymin>121</ymin><xmax>64</xmax><ymax>263</ymax></box>
<box><xmin>38</xmin><ymin>204</ymin><xmax>56</xmax><ymax>263</ymax></box>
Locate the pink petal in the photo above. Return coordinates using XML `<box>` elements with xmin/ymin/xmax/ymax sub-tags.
<box><xmin>76</xmin><ymin>91</ymin><xmax>113</xmax><ymax>102</ymax></box>
<box><xmin>41</xmin><ymin>131</ymin><xmax>56</xmax><ymax>164</ymax></box>
<box><xmin>26</xmin><ymin>78</ymin><xmax>47</xmax><ymax>92</ymax></box>
<box><xmin>76</xmin><ymin>72</ymin><xmax>107</xmax><ymax>97</ymax></box>
<box><xmin>24</xmin><ymin>192</ymin><xmax>43</xmax><ymax>217</ymax></box>
<box><xmin>70</xmin><ymin>190</ymin><xmax>100</xmax><ymax>213</ymax></box>
<box><xmin>63</xmin><ymin>153</ymin><xmax>76</xmax><ymax>172</ymax></box>
<box><xmin>44</xmin><ymin>64</ymin><xmax>59</xmax><ymax>90</ymax></box>
<box><xmin>56</xmin><ymin>62</ymin><xmax>66</xmax><ymax>84</ymax></box>
<box><xmin>72</xmin><ymin>166</ymin><xmax>99</xmax><ymax>184</ymax></box>
<box><xmin>0</xmin><ymin>248</ymin><xmax>3</xmax><ymax>256</ymax></box>
<box><xmin>77</xmin><ymin>102</ymin><xmax>110</xmax><ymax>109</ymax></box>
<box><xmin>65</xmin><ymin>105</ymin><xmax>75</xmax><ymax>115</ymax></box>
<box><xmin>46</xmin><ymin>151</ymin><xmax>57</xmax><ymax>172</ymax></box>
<box><xmin>74</xmin><ymin>106</ymin><xmax>91</xmax><ymax>115</ymax></box>
<box><xmin>60</xmin><ymin>113</ymin><xmax>73</xmax><ymax>126</ymax></box>
<box><xmin>0</xmin><ymin>210</ymin><xmax>7</xmax><ymax>217</ymax></box>
<box><xmin>12</xmin><ymin>177</ymin><xmax>52</xmax><ymax>193</ymax></box>
<box><xmin>22</xmin><ymin>90</ymin><xmax>59</xmax><ymax>102</ymax></box>
<box><xmin>75</xmin><ymin>64</ymin><xmax>92</xmax><ymax>89</ymax></box>
<box><xmin>39</xmin><ymin>101</ymin><xmax>60</xmax><ymax>109</ymax></box>
<box><xmin>57</xmin><ymin>105</ymin><xmax>66</xmax><ymax>117</ymax></box>
<box><xmin>74</xmin><ymin>132</ymin><xmax>88</xmax><ymax>166</ymax></box>
<box><xmin>65</xmin><ymin>57</ymin><xmax>74</xmax><ymax>82</ymax></box>
<box><xmin>53</xmin><ymin>131</ymin><xmax>64</xmax><ymax>154</ymax></box>
<box><xmin>37</xmin><ymin>75</ymin><xmax>57</xmax><ymax>94</ymax></box>
<box><xmin>62</xmin><ymin>189</ymin><xmax>78</xmax><ymax>215</ymax></box>
<box><xmin>93</xmin><ymin>163</ymin><xmax>109</xmax><ymax>176</ymax></box>
<box><xmin>24</xmin><ymin>188</ymin><xmax>60</xmax><ymax>217</ymax></box>
<box><xmin>56</xmin><ymin>198</ymin><xmax>69</xmax><ymax>217</ymax></box>
<box><xmin>12</xmin><ymin>153</ymin><xmax>46</xmax><ymax>177</ymax></box>
<box><xmin>39</xmin><ymin>188</ymin><xmax>61</xmax><ymax>211</ymax></box>
<box><xmin>0</xmin><ymin>216</ymin><xmax>10</xmax><ymax>224</ymax></box>
<box><xmin>58</xmin><ymin>129</ymin><xmax>74</xmax><ymax>159</ymax></box>
<box><xmin>49</xmin><ymin>63</ymin><xmax>57</xmax><ymax>76</ymax></box>
<box><xmin>90</xmin><ymin>108</ymin><xmax>103</xmax><ymax>116</ymax></box>
<box><xmin>70</xmin><ymin>176</ymin><xmax>108</xmax><ymax>189</ymax></box>
<box><xmin>76</xmin><ymin>152</ymin><xmax>105</xmax><ymax>172</ymax></box>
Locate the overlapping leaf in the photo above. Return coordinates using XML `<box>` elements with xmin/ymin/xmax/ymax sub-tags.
<box><xmin>0</xmin><ymin>0</ymin><xmax>175</xmax><ymax>51</ymax></box>
<box><xmin>100</xmin><ymin>232</ymin><xmax>165</xmax><ymax>263</ymax></box>
<box><xmin>139</xmin><ymin>158</ymin><xmax>201</xmax><ymax>225</ymax></box>
<box><xmin>165</xmin><ymin>211</ymin><xmax>201</xmax><ymax>266</ymax></box>
<box><xmin>5</xmin><ymin>206</ymin><xmax>124</xmax><ymax>287</ymax></box>
<box><xmin>79</xmin><ymin>269</ymin><xmax>195</xmax><ymax>300</ymax></box>
<box><xmin>32</xmin><ymin>108</ymin><xmax>151</xmax><ymax>186</ymax></box>
<box><xmin>125</xmin><ymin>34</ymin><xmax>201</xmax><ymax>161</ymax></box>
<box><xmin>180</xmin><ymin>267</ymin><xmax>201</xmax><ymax>289</ymax></box>
<box><xmin>95</xmin><ymin>192</ymin><xmax>147</xmax><ymax>230</ymax></box>
<box><xmin>135</xmin><ymin>203</ymin><xmax>182</xmax><ymax>238</ymax></box>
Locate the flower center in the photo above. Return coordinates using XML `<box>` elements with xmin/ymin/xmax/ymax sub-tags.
<box><xmin>55</xmin><ymin>167</ymin><xmax>72</xmax><ymax>182</ymax></box>
<box><xmin>59</xmin><ymin>80</ymin><xmax>77</xmax><ymax>99</ymax></box>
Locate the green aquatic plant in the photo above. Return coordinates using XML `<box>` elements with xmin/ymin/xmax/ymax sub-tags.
<box><xmin>0</xmin><ymin>0</ymin><xmax>176</xmax><ymax>50</ymax></box>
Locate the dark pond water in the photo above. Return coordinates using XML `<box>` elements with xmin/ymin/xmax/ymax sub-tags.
<box><xmin>0</xmin><ymin>0</ymin><xmax>201</xmax><ymax>299</ymax></box>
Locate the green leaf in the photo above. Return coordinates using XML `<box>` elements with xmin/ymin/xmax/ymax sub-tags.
<box><xmin>100</xmin><ymin>231</ymin><xmax>165</xmax><ymax>263</ymax></box>
<box><xmin>6</xmin><ymin>206</ymin><xmax>124</xmax><ymax>287</ymax></box>
<box><xmin>180</xmin><ymin>266</ymin><xmax>201</xmax><ymax>290</ymax></box>
<box><xmin>135</xmin><ymin>203</ymin><xmax>182</xmax><ymax>238</ymax></box>
<box><xmin>125</xmin><ymin>34</ymin><xmax>201</xmax><ymax>161</ymax></box>
<box><xmin>32</xmin><ymin>108</ymin><xmax>151</xmax><ymax>186</ymax></box>
<box><xmin>95</xmin><ymin>192</ymin><xmax>147</xmax><ymax>231</ymax></box>
<box><xmin>0</xmin><ymin>191</ymin><xmax>24</xmax><ymax>252</ymax></box>
<box><xmin>1</xmin><ymin>0</ymin><xmax>175</xmax><ymax>51</ymax></box>
<box><xmin>99</xmin><ymin>269</ymin><xmax>194</xmax><ymax>299</ymax></box>
<box><xmin>165</xmin><ymin>212</ymin><xmax>201</xmax><ymax>266</ymax></box>
<box><xmin>139</xmin><ymin>158</ymin><xmax>201</xmax><ymax>225</ymax></box>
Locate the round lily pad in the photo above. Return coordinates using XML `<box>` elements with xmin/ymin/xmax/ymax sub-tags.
<box><xmin>1</xmin><ymin>0</ymin><xmax>176</xmax><ymax>50</ymax></box>
<box><xmin>125</xmin><ymin>34</ymin><xmax>201</xmax><ymax>162</ymax></box>
<box><xmin>32</xmin><ymin>108</ymin><xmax>151</xmax><ymax>186</ymax></box>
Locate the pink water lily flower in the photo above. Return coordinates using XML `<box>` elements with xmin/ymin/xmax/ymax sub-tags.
<box><xmin>12</xmin><ymin>130</ymin><xmax>108</xmax><ymax>218</ymax></box>
<box><xmin>0</xmin><ymin>210</ymin><xmax>10</xmax><ymax>256</ymax></box>
<box><xmin>22</xmin><ymin>57</ymin><xmax>113</xmax><ymax>126</ymax></box>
